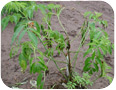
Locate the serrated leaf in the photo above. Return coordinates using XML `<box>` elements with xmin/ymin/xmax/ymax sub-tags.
<box><xmin>11</xmin><ymin>25</ymin><xmax>24</xmax><ymax>45</ymax></box>
<box><xmin>18</xmin><ymin>29</ymin><xmax>27</xmax><ymax>44</ymax></box>
<box><xmin>27</xmin><ymin>31</ymin><xmax>38</xmax><ymax>47</ymax></box>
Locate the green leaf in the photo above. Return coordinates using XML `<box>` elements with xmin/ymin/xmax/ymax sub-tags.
<box><xmin>95</xmin><ymin>12</ymin><xmax>102</xmax><ymax>18</ymax></box>
<box><xmin>92</xmin><ymin>51</ymin><xmax>95</xmax><ymax>60</ymax></box>
<box><xmin>40</xmin><ymin>81</ymin><xmax>44</xmax><ymax>89</ymax></box>
<box><xmin>100</xmin><ymin>29</ymin><xmax>108</xmax><ymax>37</ymax></box>
<box><xmin>93</xmin><ymin>63</ymin><xmax>99</xmax><ymax>72</ymax></box>
<box><xmin>84</xmin><ymin>11</ymin><xmax>91</xmax><ymax>17</ymax></box>
<box><xmin>11</xmin><ymin>13</ymin><xmax>22</xmax><ymax>24</ymax></box>
<box><xmin>27</xmin><ymin>31</ymin><xmax>38</xmax><ymax>47</ymax></box>
<box><xmin>24</xmin><ymin>6</ymin><xmax>34</xmax><ymax>19</ymax></box>
<box><xmin>11</xmin><ymin>25</ymin><xmax>24</xmax><ymax>45</ymax></box>
<box><xmin>19</xmin><ymin>54</ymin><xmax>27</xmax><ymax>71</ymax></box>
<box><xmin>37</xmin><ymin>73</ymin><xmax>43</xmax><ymax>88</ymax></box>
<box><xmin>31</xmin><ymin>63</ymin><xmax>40</xmax><ymax>74</ymax></box>
<box><xmin>85</xmin><ymin>57</ymin><xmax>92</xmax><ymax>65</ymax></box>
<box><xmin>95</xmin><ymin>57</ymin><xmax>102</xmax><ymax>68</ymax></box>
<box><xmin>89</xmin><ymin>14</ymin><xmax>94</xmax><ymax>19</ymax></box>
<box><xmin>100</xmin><ymin>46</ymin><xmax>107</xmax><ymax>55</ymax></box>
<box><xmin>97</xmin><ymin>49</ymin><xmax>103</xmax><ymax>59</ymax></box>
<box><xmin>89</xmin><ymin>69</ymin><xmax>93</xmax><ymax>75</ymax></box>
<box><xmin>34</xmin><ymin>21</ymin><xmax>40</xmax><ymax>33</ymax></box>
<box><xmin>83</xmin><ymin>48</ymin><xmax>92</xmax><ymax>57</ymax></box>
<box><xmin>87</xmin><ymin>42</ymin><xmax>97</xmax><ymax>46</ymax></box>
<box><xmin>102</xmin><ymin>20</ymin><xmax>108</xmax><ymax>27</ymax></box>
<box><xmin>89</xmin><ymin>22</ymin><xmax>95</xmax><ymax>30</ymax></box>
<box><xmin>1</xmin><ymin>15</ymin><xmax>10</xmax><ymax>31</ymax></box>
<box><xmin>18</xmin><ymin>29</ymin><xmax>27</xmax><ymax>44</ymax></box>
<box><xmin>107</xmin><ymin>45</ymin><xmax>112</xmax><ymax>55</ymax></box>
<box><xmin>94</xmin><ymin>31</ymin><xmax>101</xmax><ymax>39</ymax></box>
<box><xmin>38</xmin><ymin>4</ymin><xmax>46</xmax><ymax>15</ymax></box>
<box><xmin>112</xmin><ymin>44</ymin><xmax>114</xmax><ymax>50</ymax></box>
<box><xmin>106</xmin><ymin>76</ymin><xmax>113</xmax><ymax>84</ymax></box>
<box><xmin>83</xmin><ymin>63</ymin><xmax>91</xmax><ymax>72</ymax></box>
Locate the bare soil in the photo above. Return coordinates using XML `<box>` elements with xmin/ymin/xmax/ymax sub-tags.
<box><xmin>1</xmin><ymin>1</ymin><xmax>114</xmax><ymax>89</ymax></box>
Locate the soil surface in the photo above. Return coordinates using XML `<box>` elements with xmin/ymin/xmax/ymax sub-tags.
<box><xmin>1</xmin><ymin>1</ymin><xmax>114</xmax><ymax>89</ymax></box>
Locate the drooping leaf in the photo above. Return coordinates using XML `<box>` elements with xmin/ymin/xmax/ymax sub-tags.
<box><xmin>1</xmin><ymin>15</ymin><xmax>10</xmax><ymax>31</ymax></box>
<box><xmin>11</xmin><ymin>25</ymin><xmax>24</xmax><ymax>45</ymax></box>
<box><xmin>83</xmin><ymin>48</ymin><xmax>92</xmax><ymax>57</ymax></box>
<box><xmin>27</xmin><ymin>31</ymin><xmax>38</xmax><ymax>47</ymax></box>
<box><xmin>34</xmin><ymin>21</ymin><xmax>40</xmax><ymax>33</ymax></box>
<box><xmin>92</xmin><ymin>51</ymin><xmax>95</xmax><ymax>60</ymax></box>
<box><xmin>85</xmin><ymin>57</ymin><xmax>92</xmax><ymax>65</ymax></box>
<box><xmin>83</xmin><ymin>63</ymin><xmax>92</xmax><ymax>72</ymax></box>
<box><xmin>19</xmin><ymin>53</ymin><xmax>27</xmax><ymax>71</ymax></box>
<box><xmin>10</xmin><ymin>13</ymin><xmax>22</xmax><ymax>24</ymax></box>
<box><xmin>93</xmin><ymin>63</ymin><xmax>99</xmax><ymax>72</ymax></box>
<box><xmin>97</xmin><ymin>49</ymin><xmax>103</xmax><ymax>59</ymax></box>
<box><xmin>18</xmin><ymin>29</ymin><xmax>27</xmax><ymax>44</ymax></box>
<box><xmin>31</xmin><ymin>62</ymin><xmax>40</xmax><ymax>74</ymax></box>
<box><xmin>37</xmin><ymin>73</ymin><xmax>43</xmax><ymax>88</ymax></box>
<box><xmin>40</xmin><ymin>81</ymin><xmax>44</xmax><ymax>89</ymax></box>
<box><xmin>95</xmin><ymin>57</ymin><xmax>102</xmax><ymax>68</ymax></box>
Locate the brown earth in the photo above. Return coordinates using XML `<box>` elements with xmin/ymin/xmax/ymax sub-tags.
<box><xmin>1</xmin><ymin>1</ymin><xmax>114</xmax><ymax>89</ymax></box>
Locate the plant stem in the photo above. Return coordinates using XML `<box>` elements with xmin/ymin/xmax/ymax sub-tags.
<box><xmin>51</xmin><ymin>57</ymin><xmax>67</xmax><ymax>80</ymax></box>
<box><xmin>57</xmin><ymin>14</ymin><xmax>72</xmax><ymax>81</ymax></box>
<box><xmin>57</xmin><ymin>16</ymin><xmax>69</xmax><ymax>38</ymax></box>
<box><xmin>72</xmin><ymin>29</ymin><xmax>90</xmax><ymax>71</ymax></box>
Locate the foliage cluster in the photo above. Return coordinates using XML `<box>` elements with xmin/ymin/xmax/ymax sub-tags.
<box><xmin>1</xmin><ymin>1</ymin><xmax>114</xmax><ymax>89</ymax></box>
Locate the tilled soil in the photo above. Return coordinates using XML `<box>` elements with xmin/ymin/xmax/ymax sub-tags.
<box><xmin>1</xmin><ymin>1</ymin><xmax>114</xmax><ymax>89</ymax></box>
